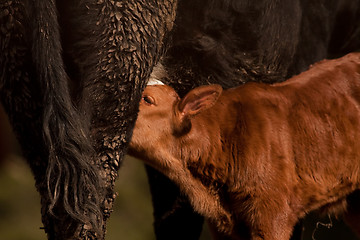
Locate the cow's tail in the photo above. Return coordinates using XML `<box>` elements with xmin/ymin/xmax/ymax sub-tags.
<box><xmin>30</xmin><ymin>0</ymin><xmax>103</xmax><ymax>235</ymax></box>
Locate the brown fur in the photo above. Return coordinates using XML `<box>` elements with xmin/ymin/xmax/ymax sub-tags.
<box><xmin>128</xmin><ymin>52</ymin><xmax>360</xmax><ymax>239</ymax></box>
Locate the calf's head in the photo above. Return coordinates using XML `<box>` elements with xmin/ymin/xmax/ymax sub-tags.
<box><xmin>129</xmin><ymin>84</ymin><xmax>223</xmax><ymax>162</ymax></box>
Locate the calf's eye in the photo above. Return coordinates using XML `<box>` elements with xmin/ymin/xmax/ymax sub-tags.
<box><xmin>142</xmin><ymin>95</ymin><xmax>155</xmax><ymax>105</ymax></box>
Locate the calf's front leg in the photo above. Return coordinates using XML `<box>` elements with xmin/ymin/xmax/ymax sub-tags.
<box><xmin>232</xmin><ymin>192</ymin><xmax>297</xmax><ymax>240</ymax></box>
<box><xmin>151</xmin><ymin>150</ymin><xmax>234</xmax><ymax>234</ymax></box>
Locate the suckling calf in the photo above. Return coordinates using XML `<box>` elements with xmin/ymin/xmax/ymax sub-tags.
<box><xmin>129</xmin><ymin>52</ymin><xmax>360</xmax><ymax>240</ymax></box>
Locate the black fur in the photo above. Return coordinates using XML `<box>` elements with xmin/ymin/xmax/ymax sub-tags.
<box><xmin>1</xmin><ymin>0</ymin><xmax>102</xmax><ymax>238</ymax></box>
<box><xmin>30</xmin><ymin>0</ymin><xmax>103</xmax><ymax>232</ymax></box>
<box><xmin>162</xmin><ymin>0</ymin><xmax>360</xmax><ymax>95</ymax></box>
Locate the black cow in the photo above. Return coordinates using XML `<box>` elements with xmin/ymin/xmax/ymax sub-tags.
<box><xmin>0</xmin><ymin>0</ymin><xmax>359</xmax><ymax>239</ymax></box>
<box><xmin>1</xmin><ymin>0</ymin><xmax>176</xmax><ymax>238</ymax></box>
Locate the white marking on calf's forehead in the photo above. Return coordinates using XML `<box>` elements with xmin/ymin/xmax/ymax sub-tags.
<box><xmin>147</xmin><ymin>78</ymin><xmax>165</xmax><ymax>86</ymax></box>
<box><xmin>148</xmin><ymin>63</ymin><xmax>166</xmax><ymax>86</ymax></box>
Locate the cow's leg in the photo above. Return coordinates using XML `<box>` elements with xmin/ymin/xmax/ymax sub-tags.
<box><xmin>290</xmin><ymin>220</ymin><xmax>304</xmax><ymax>240</ymax></box>
<box><xmin>145</xmin><ymin>166</ymin><xmax>204</xmax><ymax>240</ymax></box>
<box><xmin>344</xmin><ymin>190</ymin><xmax>360</xmax><ymax>236</ymax></box>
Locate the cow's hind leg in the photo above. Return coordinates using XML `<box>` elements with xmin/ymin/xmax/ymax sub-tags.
<box><xmin>290</xmin><ymin>220</ymin><xmax>304</xmax><ymax>240</ymax></box>
<box><xmin>344</xmin><ymin>190</ymin><xmax>360</xmax><ymax>236</ymax></box>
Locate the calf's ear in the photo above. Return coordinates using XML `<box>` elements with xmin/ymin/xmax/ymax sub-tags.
<box><xmin>178</xmin><ymin>85</ymin><xmax>222</xmax><ymax>118</ymax></box>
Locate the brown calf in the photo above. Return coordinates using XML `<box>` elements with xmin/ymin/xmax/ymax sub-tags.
<box><xmin>128</xmin><ymin>52</ymin><xmax>360</xmax><ymax>240</ymax></box>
